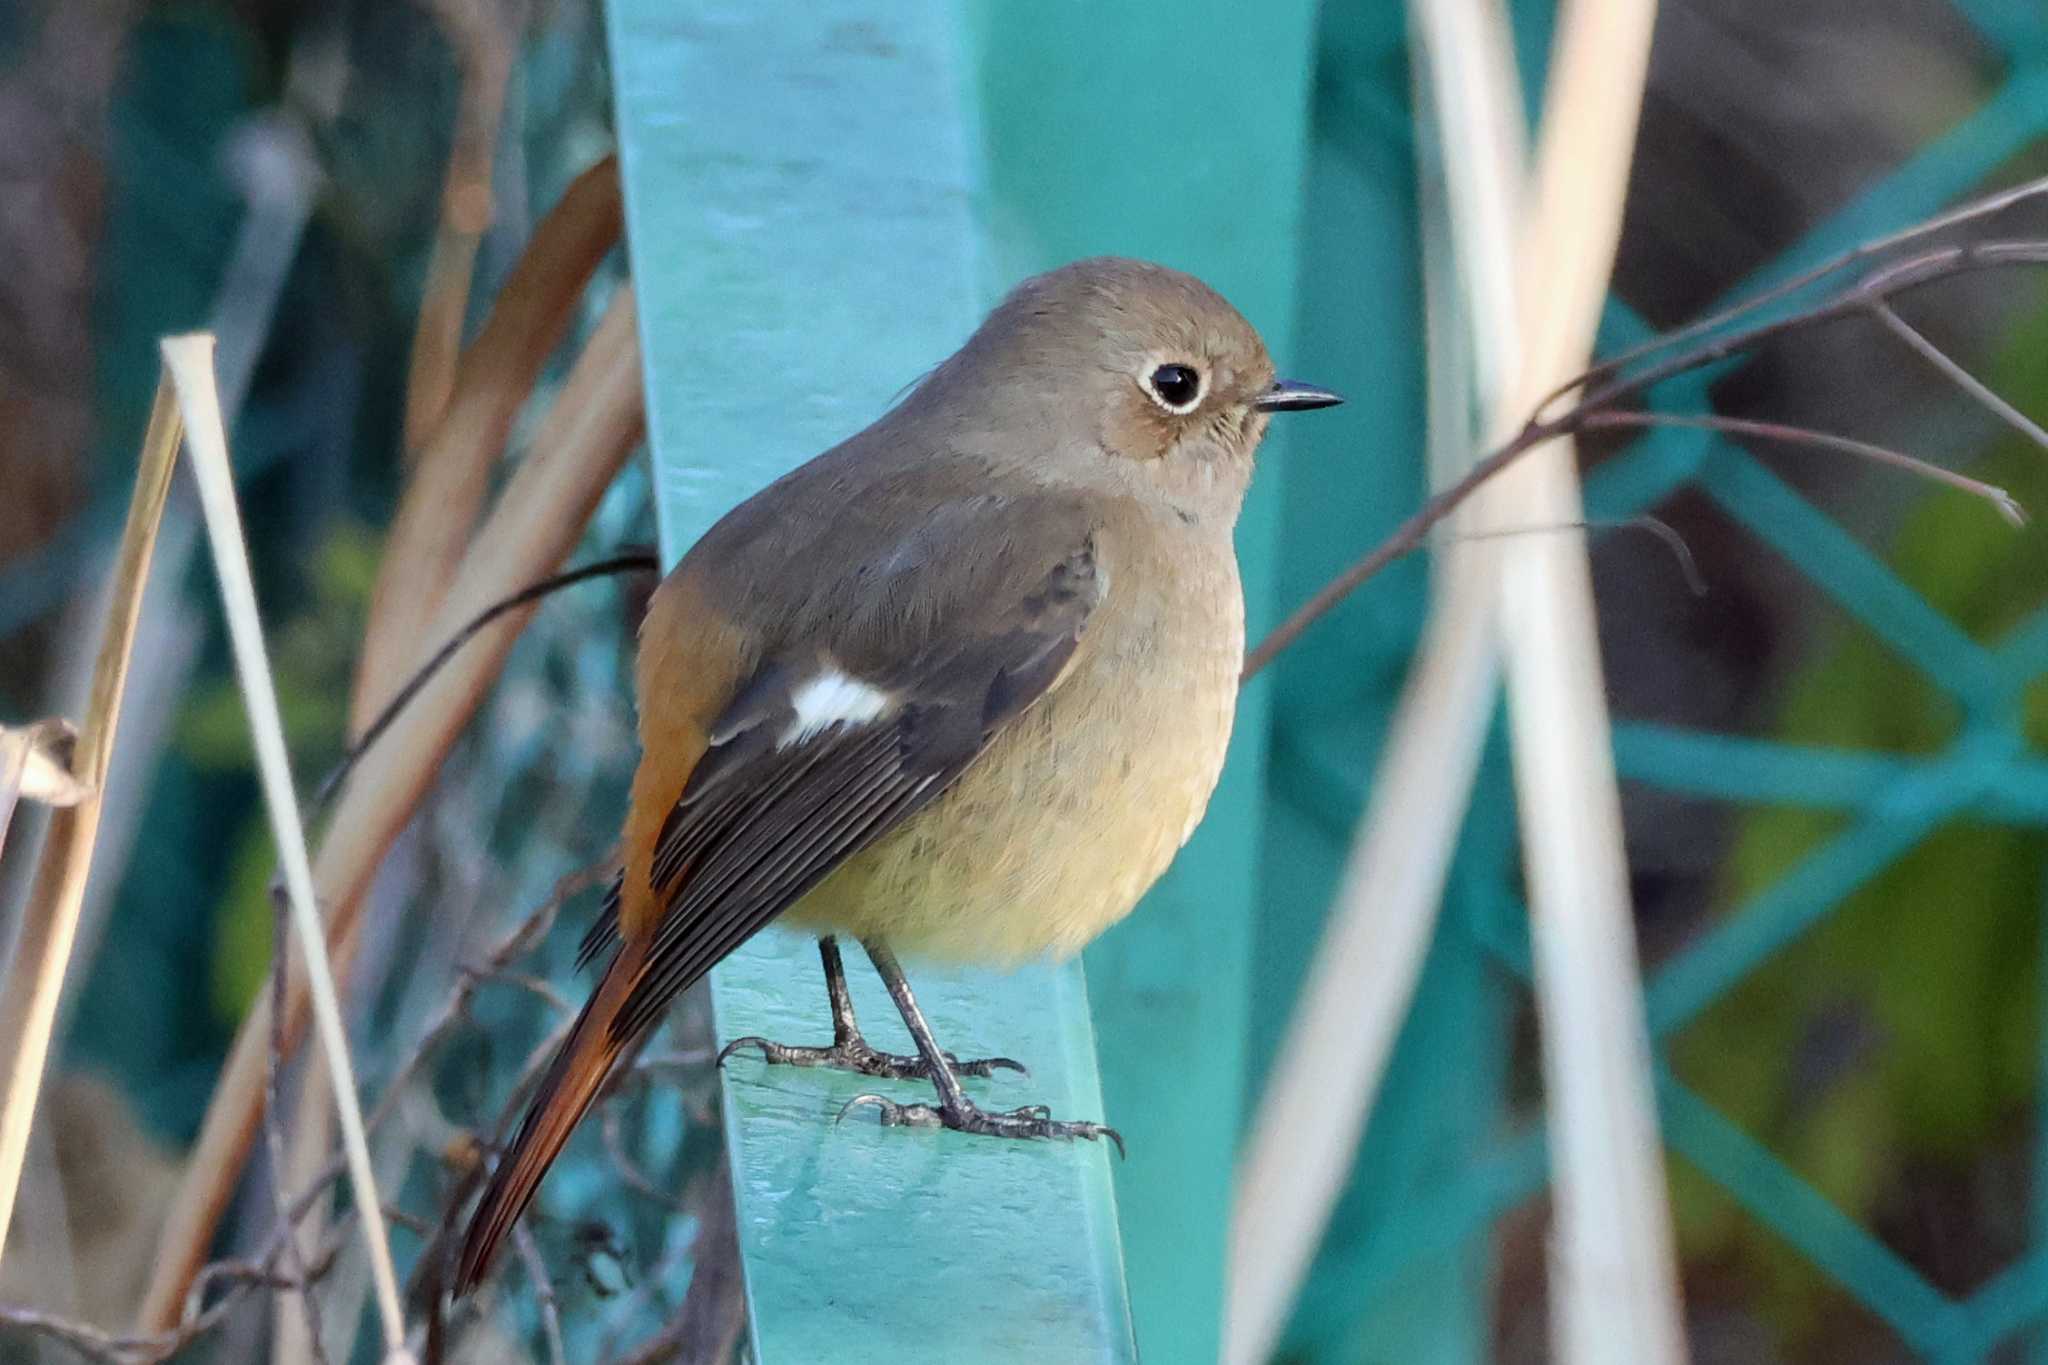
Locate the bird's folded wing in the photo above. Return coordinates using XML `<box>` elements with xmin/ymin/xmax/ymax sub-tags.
<box><xmin>583</xmin><ymin>527</ymin><xmax>1103</xmax><ymax>1041</ymax></box>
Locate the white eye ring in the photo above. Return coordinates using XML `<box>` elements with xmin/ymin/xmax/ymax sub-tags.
<box><xmin>1144</xmin><ymin>360</ymin><xmax>1205</xmax><ymax>414</ymax></box>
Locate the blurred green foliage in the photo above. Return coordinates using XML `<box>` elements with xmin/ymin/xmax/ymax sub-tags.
<box><xmin>1674</xmin><ymin>288</ymin><xmax>2048</xmax><ymax>1337</ymax></box>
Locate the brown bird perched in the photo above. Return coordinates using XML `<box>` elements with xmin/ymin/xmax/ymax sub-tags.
<box><xmin>454</xmin><ymin>256</ymin><xmax>1341</xmax><ymax>1292</ymax></box>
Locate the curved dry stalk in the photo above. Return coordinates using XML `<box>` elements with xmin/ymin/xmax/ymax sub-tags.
<box><xmin>0</xmin><ymin>377</ymin><xmax>182</xmax><ymax>1264</ymax></box>
<box><xmin>353</xmin><ymin>154</ymin><xmax>624</xmax><ymax>730</ymax></box>
<box><xmin>403</xmin><ymin>0</ymin><xmax>528</xmax><ymax>461</ymax></box>
<box><xmin>316</xmin><ymin>553</ymin><xmax>656</xmax><ymax>809</ymax></box>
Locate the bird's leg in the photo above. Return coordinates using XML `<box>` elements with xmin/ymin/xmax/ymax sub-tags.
<box><xmin>717</xmin><ymin>936</ymin><xmax>1025</xmax><ymax>1080</ymax></box>
<box><xmin>840</xmin><ymin>940</ymin><xmax>1124</xmax><ymax>1155</ymax></box>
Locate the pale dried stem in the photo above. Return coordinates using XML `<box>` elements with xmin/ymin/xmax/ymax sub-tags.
<box><xmin>1489</xmin><ymin>0</ymin><xmax>1685</xmax><ymax>1358</ymax></box>
<box><xmin>0</xmin><ymin>377</ymin><xmax>182</xmax><ymax>1263</ymax></box>
<box><xmin>139</xmin><ymin>289</ymin><xmax>644</xmax><ymax>1331</ymax></box>
<box><xmin>0</xmin><ymin>736</ymin><xmax>27</xmax><ymax>868</ymax></box>
<box><xmin>1224</xmin><ymin>3</ymin><xmax>1522</xmax><ymax>1353</ymax></box>
<box><xmin>161</xmin><ymin>334</ymin><xmax>414</xmax><ymax>1362</ymax></box>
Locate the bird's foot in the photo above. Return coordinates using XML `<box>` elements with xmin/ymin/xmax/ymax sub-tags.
<box><xmin>717</xmin><ymin>1033</ymin><xmax>1026</xmax><ymax>1081</ymax></box>
<box><xmin>837</xmin><ymin>1092</ymin><xmax>1125</xmax><ymax>1158</ymax></box>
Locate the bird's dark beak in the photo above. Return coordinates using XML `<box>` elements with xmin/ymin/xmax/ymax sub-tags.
<box><xmin>1253</xmin><ymin>378</ymin><xmax>1345</xmax><ymax>412</ymax></box>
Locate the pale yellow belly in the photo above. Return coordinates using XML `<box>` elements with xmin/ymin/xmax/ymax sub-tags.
<box><xmin>785</xmin><ymin>560</ymin><xmax>1243</xmax><ymax>964</ymax></box>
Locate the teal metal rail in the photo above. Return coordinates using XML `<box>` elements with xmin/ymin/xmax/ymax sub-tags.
<box><xmin>1267</xmin><ymin>3</ymin><xmax>2048</xmax><ymax>1361</ymax></box>
<box><xmin>965</xmin><ymin>6</ymin><xmax>1325</xmax><ymax>1360</ymax></box>
<box><xmin>604</xmin><ymin>3</ymin><xmax>1135</xmax><ymax>1358</ymax></box>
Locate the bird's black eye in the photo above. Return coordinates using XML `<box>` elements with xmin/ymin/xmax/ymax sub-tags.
<box><xmin>1147</xmin><ymin>362</ymin><xmax>1202</xmax><ymax>412</ymax></box>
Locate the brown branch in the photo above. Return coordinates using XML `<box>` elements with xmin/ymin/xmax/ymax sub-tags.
<box><xmin>402</xmin><ymin>0</ymin><xmax>526</xmax><ymax>462</ymax></box>
<box><xmin>1577</xmin><ymin>411</ymin><xmax>2026</xmax><ymax>525</ymax></box>
<box><xmin>1541</xmin><ymin>172</ymin><xmax>2048</xmax><ymax>417</ymax></box>
<box><xmin>2</xmin><ymin>1234</ymin><xmax>340</xmax><ymax>1364</ymax></box>
<box><xmin>1245</xmin><ymin>226</ymin><xmax>2048</xmax><ymax>678</ymax></box>
<box><xmin>353</xmin><ymin>152</ymin><xmax>624</xmax><ymax>731</ymax></box>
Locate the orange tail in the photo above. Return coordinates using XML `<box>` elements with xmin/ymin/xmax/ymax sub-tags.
<box><xmin>453</xmin><ymin>941</ymin><xmax>645</xmax><ymax>1295</ymax></box>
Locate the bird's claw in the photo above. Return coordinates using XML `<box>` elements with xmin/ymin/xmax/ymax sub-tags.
<box><xmin>717</xmin><ymin>1034</ymin><xmax>1026</xmax><ymax>1081</ymax></box>
<box><xmin>837</xmin><ymin>1093</ymin><xmax>1126</xmax><ymax>1158</ymax></box>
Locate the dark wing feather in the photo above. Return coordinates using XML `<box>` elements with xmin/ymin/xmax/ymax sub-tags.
<box><xmin>601</xmin><ymin>532</ymin><xmax>1102</xmax><ymax>1041</ymax></box>
<box><xmin>459</xmin><ymin>520</ymin><xmax>1100</xmax><ymax>1295</ymax></box>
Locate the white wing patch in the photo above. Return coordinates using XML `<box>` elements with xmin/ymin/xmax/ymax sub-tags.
<box><xmin>780</xmin><ymin>668</ymin><xmax>895</xmax><ymax>747</ymax></box>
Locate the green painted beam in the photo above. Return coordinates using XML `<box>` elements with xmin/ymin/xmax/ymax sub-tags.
<box><xmin>605</xmin><ymin>3</ymin><xmax>1135</xmax><ymax>1359</ymax></box>
<box><xmin>962</xmin><ymin>5</ymin><xmax>1326</xmax><ymax>1358</ymax></box>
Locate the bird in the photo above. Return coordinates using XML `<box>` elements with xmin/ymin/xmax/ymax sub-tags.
<box><xmin>452</xmin><ymin>256</ymin><xmax>1341</xmax><ymax>1293</ymax></box>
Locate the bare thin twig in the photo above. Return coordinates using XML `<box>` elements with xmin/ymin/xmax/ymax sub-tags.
<box><xmin>1445</xmin><ymin>515</ymin><xmax>1709</xmax><ymax>597</ymax></box>
<box><xmin>1</xmin><ymin>854</ymin><xmax>617</xmax><ymax>1362</ymax></box>
<box><xmin>1544</xmin><ymin>172</ymin><xmax>2048</xmax><ymax>415</ymax></box>
<box><xmin>1869</xmin><ymin>300</ymin><xmax>2048</xmax><ymax>455</ymax></box>
<box><xmin>465</xmin><ymin>967</ymin><xmax>571</xmax><ymax>1014</ymax></box>
<box><xmin>1244</xmin><ymin>236</ymin><xmax>2048</xmax><ymax>677</ymax></box>
<box><xmin>513</xmin><ymin>1223</ymin><xmax>569</xmax><ymax>1365</ymax></box>
<box><xmin>315</xmin><ymin>554</ymin><xmax>656</xmax><ymax>809</ymax></box>
<box><xmin>267</xmin><ymin>885</ymin><xmax>334</xmax><ymax>1365</ymax></box>
<box><xmin>1</xmin><ymin>1237</ymin><xmax>340</xmax><ymax>1364</ymax></box>
<box><xmin>1578</xmin><ymin>410</ymin><xmax>2028</xmax><ymax>526</ymax></box>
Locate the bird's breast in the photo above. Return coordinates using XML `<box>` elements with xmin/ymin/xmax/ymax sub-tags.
<box><xmin>789</xmin><ymin>522</ymin><xmax>1244</xmax><ymax>963</ymax></box>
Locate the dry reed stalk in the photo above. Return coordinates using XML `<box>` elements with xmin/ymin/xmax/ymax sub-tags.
<box><xmin>1491</xmin><ymin>1</ymin><xmax>1683</xmax><ymax>1358</ymax></box>
<box><xmin>163</xmin><ymin>334</ymin><xmax>414</xmax><ymax>1363</ymax></box>
<box><xmin>288</xmin><ymin>150</ymin><xmax>620</xmax><ymax>1364</ymax></box>
<box><xmin>1224</xmin><ymin>4</ymin><xmax>1526</xmax><ymax>1355</ymax></box>
<box><xmin>0</xmin><ymin>738</ymin><xmax>27</xmax><ymax>870</ymax></box>
<box><xmin>353</xmin><ymin>155</ymin><xmax>623</xmax><ymax>729</ymax></box>
<box><xmin>0</xmin><ymin>377</ymin><xmax>183</xmax><ymax>1264</ymax></box>
<box><xmin>1231</xmin><ymin>1</ymin><xmax>1681</xmax><ymax>1358</ymax></box>
<box><xmin>138</xmin><ymin>288</ymin><xmax>645</xmax><ymax>1330</ymax></box>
